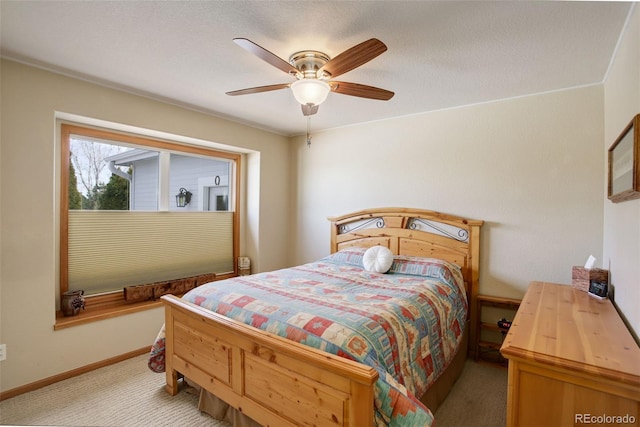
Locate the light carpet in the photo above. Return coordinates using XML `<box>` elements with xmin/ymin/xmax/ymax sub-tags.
<box><xmin>433</xmin><ymin>360</ymin><xmax>508</xmax><ymax>426</ymax></box>
<box><xmin>0</xmin><ymin>355</ymin><xmax>506</xmax><ymax>426</ymax></box>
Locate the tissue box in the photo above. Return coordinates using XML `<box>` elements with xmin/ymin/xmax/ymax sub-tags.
<box><xmin>571</xmin><ymin>267</ymin><xmax>609</xmax><ymax>292</ymax></box>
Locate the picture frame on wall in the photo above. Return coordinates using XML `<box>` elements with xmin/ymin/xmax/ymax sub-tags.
<box><xmin>608</xmin><ymin>114</ymin><xmax>640</xmax><ymax>203</ymax></box>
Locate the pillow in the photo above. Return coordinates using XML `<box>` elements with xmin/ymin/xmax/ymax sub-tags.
<box><xmin>363</xmin><ymin>246</ymin><xmax>394</xmax><ymax>273</ymax></box>
<box><xmin>321</xmin><ymin>247</ymin><xmax>367</xmax><ymax>267</ymax></box>
<box><xmin>390</xmin><ymin>255</ymin><xmax>460</xmax><ymax>276</ymax></box>
<box><xmin>389</xmin><ymin>255</ymin><xmax>465</xmax><ymax>293</ymax></box>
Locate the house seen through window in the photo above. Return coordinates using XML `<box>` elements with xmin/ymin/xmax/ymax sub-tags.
<box><xmin>61</xmin><ymin>124</ymin><xmax>240</xmax><ymax>306</ymax></box>
<box><xmin>69</xmin><ymin>141</ymin><xmax>232</xmax><ymax>212</ymax></box>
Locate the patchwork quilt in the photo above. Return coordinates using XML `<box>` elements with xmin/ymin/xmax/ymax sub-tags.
<box><xmin>149</xmin><ymin>247</ymin><xmax>468</xmax><ymax>426</ymax></box>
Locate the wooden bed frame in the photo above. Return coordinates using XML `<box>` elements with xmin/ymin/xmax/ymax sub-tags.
<box><xmin>161</xmin><ymin>207</ymin><xmax>483</xmax><ymax>426</ymax></box>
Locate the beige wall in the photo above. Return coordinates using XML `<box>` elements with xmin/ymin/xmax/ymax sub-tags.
<box><xmin>0</xmin><ymin>59</ymin><xmax>290</xmax><ymax>392</ymax></box>
<box><xmin>290</xmin><ymin>86</ymin><xmax>605</xmax><ymax>301</ymax></box>
<box><xmin>603</xmin><ymin>5</ymin><xmax>640</xmax><ymax>338</ymax></box>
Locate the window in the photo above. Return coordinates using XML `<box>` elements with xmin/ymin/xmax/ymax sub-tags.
<box><xmin>59</xmin><ymin>124</ymin><xmax>240</xmax><ymax>319</ymax></box>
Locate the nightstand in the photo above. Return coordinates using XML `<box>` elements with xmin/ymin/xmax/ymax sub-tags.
<box><xmin>475</xmin><ymin>294</ymin><xmax>521</xmax><ymax>364</ymax></box>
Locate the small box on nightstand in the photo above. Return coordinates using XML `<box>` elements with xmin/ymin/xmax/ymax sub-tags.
<box><xmin>571</xmin><ymin>267</ymin><xmax>608</xmax><ymax>292</ymax></box>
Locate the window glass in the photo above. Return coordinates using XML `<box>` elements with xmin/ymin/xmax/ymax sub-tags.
<box><xmin>168</xmin><ymin>153</ymin><xmax>231</xmax><ymax>211</ymax></box>
<box><xmin>62</xmin><ymin>125</ymin><xmax>238</xmax><ymax>299</ymax></box>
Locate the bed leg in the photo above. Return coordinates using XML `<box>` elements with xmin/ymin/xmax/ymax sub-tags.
<box><xmin>165</xmin><ymin>369</ymin><xmax>179</xmax><ymax>396</ymax></box>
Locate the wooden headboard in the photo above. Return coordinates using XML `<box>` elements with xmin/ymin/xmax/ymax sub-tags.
<box><xmin>328</xmin><ymin>207</ymin><xmax>483</xmax><ymax>348</ymax></box>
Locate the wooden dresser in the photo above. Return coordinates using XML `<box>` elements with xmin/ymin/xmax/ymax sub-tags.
<box><xmin>500</xmin><ymin>281</ymin><xmax>640</xmax><ymax>427</ymax></box>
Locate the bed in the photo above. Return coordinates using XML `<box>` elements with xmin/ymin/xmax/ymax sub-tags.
<box><xmin>150</xmin><ymin>207</ymin><xmax>482</xmax><ymax>426</ymax></box>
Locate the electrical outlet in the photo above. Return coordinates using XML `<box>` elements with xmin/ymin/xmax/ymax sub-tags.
<box><xmin>0</xmin><ymin>344</ymin><xmax>6</xmax><ymax>361</ymax></box>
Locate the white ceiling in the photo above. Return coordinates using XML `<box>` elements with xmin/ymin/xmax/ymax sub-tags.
<box><xmin>0</xmin><ymin>1</ymin><xmax>633</xmax><ymax>136</ymax></box>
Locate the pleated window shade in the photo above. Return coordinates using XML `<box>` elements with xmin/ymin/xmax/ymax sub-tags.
<box><xmin>68</xmin><ymin>211</ymin><xmax>233</xmax><ymax>294</ymax></box>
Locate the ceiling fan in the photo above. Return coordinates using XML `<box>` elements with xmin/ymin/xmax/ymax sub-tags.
<box><xmin>226</xmin><ymin>38</ymin><xmax>394</xmax><ymax>116</ymax></box>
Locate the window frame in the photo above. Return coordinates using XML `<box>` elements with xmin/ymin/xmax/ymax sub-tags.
<box><xmin>58</xmin><ymin>124</ymin><xmax>241</xmax><ymax>328</ymax></box>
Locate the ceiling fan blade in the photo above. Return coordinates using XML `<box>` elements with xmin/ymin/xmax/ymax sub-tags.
<box><xmin>301</xmin><ymin>104</ymin><xmax>319</xmax><ymax>116</ymax></box>
<box><xmin>318</xmin><ymin>38</ymin><xmax>387</xmax><ymax>78</ymax></box>
<box><xmin>329</xmin><ymin>81</ymin><xmax>394</xmax><ymax>100</ymax></box>
<box><xmin>226</xmin><ymin>83</ymin><xmax>290</xmax><ymax>96</ymax></box>
<box><xmin>233</xmin><ymin>38</ymin><xmax>299</xmax><ymax>76</ymax></box>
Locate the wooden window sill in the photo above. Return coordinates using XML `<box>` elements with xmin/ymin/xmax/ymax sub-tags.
<box><xmin>55</xmin><ymin>274</ymin><xmax>237</xmax><ymax>330</ymax></box>
<box><xmin>54</xmin><ymin>298</ymin><xmax>162</xmax><ymax>330</ymax></box>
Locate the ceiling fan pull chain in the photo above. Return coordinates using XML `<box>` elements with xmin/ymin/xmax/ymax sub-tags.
<box><xmin>306</xmin><ymin>116</ymin><xmax>312</xmax><ymax>147</ymax></box>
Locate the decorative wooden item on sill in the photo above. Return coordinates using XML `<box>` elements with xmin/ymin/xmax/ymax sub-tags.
<box><xmin>123</xmin><ymin>272</ymin><xmax>216</xmax><ymax>303</ymax></box>
<box><xmin>608</xmin><ymin>113</ymin><xmax>640</xmax><ymax>203</ymax></box>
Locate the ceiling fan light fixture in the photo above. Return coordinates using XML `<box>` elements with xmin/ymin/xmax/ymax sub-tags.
<box><xmin>291</xmin><ymin>79</ymin><xmax>331</xmax><ymax>106</ymax></box>
<box><xmin>228</xmin><ymin>38</ymin><xmax>393</xmax><ymax>116</ymax></box>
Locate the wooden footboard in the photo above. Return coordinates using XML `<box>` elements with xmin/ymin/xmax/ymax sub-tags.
<box><xmin>162</xmin><ymin>295</ymin><xmax>378</xmax><ymax>427</ymax></box>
